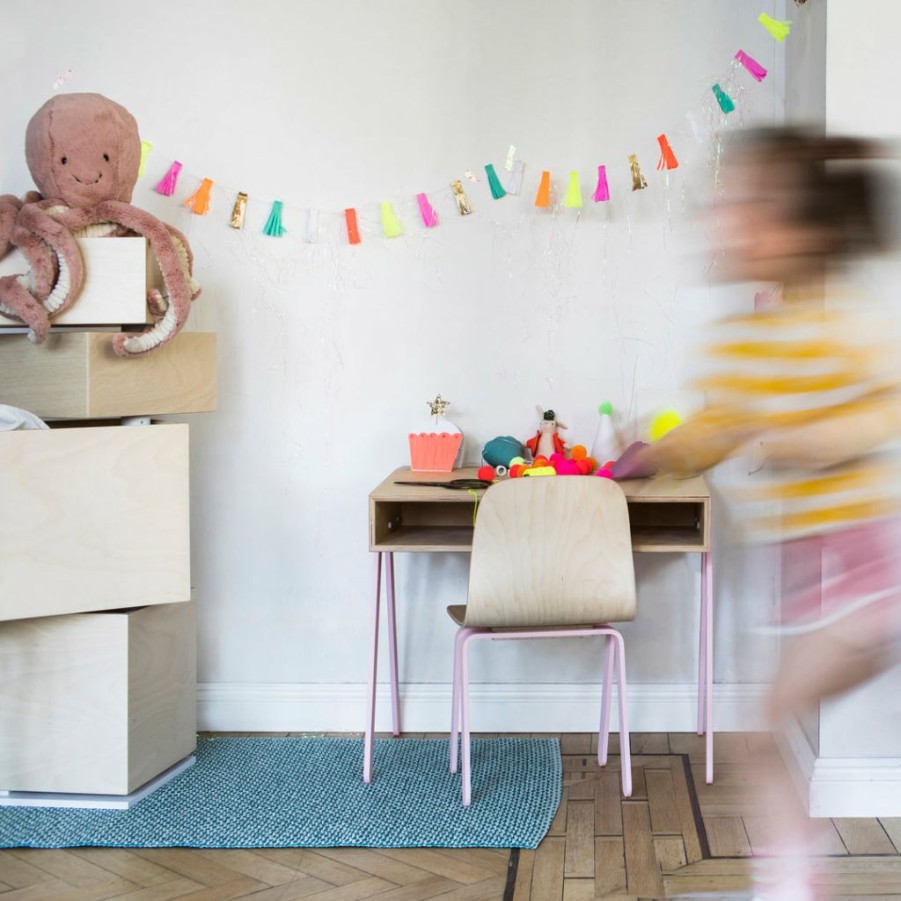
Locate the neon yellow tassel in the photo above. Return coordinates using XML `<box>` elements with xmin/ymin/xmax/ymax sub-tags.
<box><xmin>138</xmin><ymin>140</ymin><xmax>153</xmax><ymax>177</ymax></box>
<box><xmin>759</xmin><ymin>12</ymin><xmax>791</xmax><ymax>41</ymax></box>
<box><xmin>563</xmin><ymin>172</ymin><xmax>583</xmax><ymax>208</ymax></box>
<box><xmin>381</xmin><ymin>202</ymin><xmax>403</xmax><ymax>237</ymax></box>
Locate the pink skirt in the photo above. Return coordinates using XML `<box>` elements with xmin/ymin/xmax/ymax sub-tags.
<box><xmin>779</xmin><ymin>518</ymin><xmax>901</xmax><ymax>638</ymax></box>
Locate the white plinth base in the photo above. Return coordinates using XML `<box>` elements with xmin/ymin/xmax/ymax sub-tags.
<box><xmin>0</xmin><ymin>754</ymin><xmax>195</xmax><ymax>810</ymax></box>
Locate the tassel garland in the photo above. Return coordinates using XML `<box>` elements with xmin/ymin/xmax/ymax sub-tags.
<box><xmin>154</xmin><ymin>160</ymin><xmax>182</xmax><ymax>196</ymax></box>
<box><xmin>563</xmin><ymin>172</ymin><xmax>583</xmax><ymax>208</ymax></box>
<box><xmin>505</xmin><ymin>160</ymin><xmax>525</xmax><ymax>195</ymax></box>
<box><xmin>305</xmin><ymin>209</ymin><xmax>319</xmax><ymax>244</ymax></box>
<box><xmin>656</xmin><ymin>134</ymin><xmax>679</xmax><ymax>170</ymax></box>
<box><xmin>735</xmin><ymin>49</ymin><xmax>768</xmax><ymax>81</ymax></box>
<box><xmin>230</xmin><ymin>192</ymin><xmax>247</xmax><ymax>229</ymax></box>
<box><xmin>345</xmin><ymin>208</ymin><xmax>362</xmax><ymax>243</ymax></box>
<box><xmin>451</xmin><ymin>180</ymin><xmax>474</xmax><ymax>215</ymax></box>
<box><xmin>138</xmin><ymin>140</ymin><xmax>153</xmax><ymax>177</ymax></box>
<box><xmin>381</xmin><ymin>201</ymin><xmax>403</xmax><ymax>237</ymax></box>
<box><xmin>485</xmin><ymin>164</ymin><xmax>507</xmax><ymax>199</ymax></box>
<box><xmin>592</xmin><ymin>166</ymin><xmax>610</xmax><ymax>202</ymax></box>
<box><xmin>183</xmin><ymin>177</ymin><xmax>214</xmax><ymax>215</ymax></box>
<box><xmin>534</xmin><ymin>171</ymin><xmax>551</xmax><ymax>207</ymax></box>
<box><xmin>712</xmin><ymin>83</ymin><xmax>735</xmax><ymax>113</ymax></box>
<box><xmin>263</xmin><ymin>200</ymin><xmax>285</xmax><ymax>236</ymax></box>
<box><xmin>628</xmin><ymin>155</ymin><xmax>647</xmax><ymax>191</ymax></box>
<box><xmin>416</xmin><ymin>193</ymin><xmax>439</xmax><ymax>227</ymax></box>
<box><xmin>759</xmin><ymin>12</ymin><xmax>791</xmax><ymax>41</ymax></box>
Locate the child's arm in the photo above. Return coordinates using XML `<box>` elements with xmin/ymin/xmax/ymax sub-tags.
<box><xmin>759</xmin><ymin>392</ymin><xmax>901</xmax><ymax>470</ymax></box>
<box><xmin>638</xmin><ymin>407</ymin><xmax>758</xmax><ymax>478</ymax></box>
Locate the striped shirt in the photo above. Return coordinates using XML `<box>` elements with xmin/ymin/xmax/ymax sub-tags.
<box><xmin>659</xmin><ymin>297</ymin><xmax>901</xmax><ymax>542</ymax></box>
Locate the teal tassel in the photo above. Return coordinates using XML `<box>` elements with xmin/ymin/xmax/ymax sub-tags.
<box><xmin>485</xmin><ymin>164</ymin><xmax>507</xmax><ymax>199</ymax></box>
<box><xmin>263</xmin><ymin>200</ymin><xmax>286</xmax><ymax>236</ymax></box>
<box><xmin>712</xmin><ymin>83</ymin><xmax>735</xmax><ymax>114</ymax></box>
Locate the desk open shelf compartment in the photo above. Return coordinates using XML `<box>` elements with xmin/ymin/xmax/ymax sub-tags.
<box><xmin>627</xmin><ymin>499</ymin><xmax>708</xmax><ymax>552</ymax></box>
<box><xmin>370</xmin><ymin>499</ymin><xmax>476</xmax><ymax>552</ymax></box>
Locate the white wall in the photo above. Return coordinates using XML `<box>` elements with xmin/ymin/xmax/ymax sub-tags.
<box><xmin>0</xmin><ymin>0</ymin><xmax>786</xmax><ymax>731</ymax></box>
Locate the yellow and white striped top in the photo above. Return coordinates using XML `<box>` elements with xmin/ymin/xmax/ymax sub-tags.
<box><xmin>656</xmin><ymin>297</ymin><xmax>901</xmax><ymax>542</ymax></box>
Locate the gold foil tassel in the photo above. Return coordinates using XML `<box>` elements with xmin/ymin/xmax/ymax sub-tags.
<box><xmin>230</xmin><ymin>192</ymin><xmax>248</xmax><ymax>229</ymax></box>
<box><xmin>628</xmin><ymin>154</ymin><xmax>648</xmax><ymax>191</ymax></box>
<box><xmin>451</xmin><ymin>180</ymin><xmax>474</xmax><ymax>215</ymax></box>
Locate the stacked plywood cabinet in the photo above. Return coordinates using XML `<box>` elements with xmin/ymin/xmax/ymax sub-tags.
<box><xmin>0</xmin><ymin>237</ymin><xmax>216</xmax><ymax>807</ymax></box>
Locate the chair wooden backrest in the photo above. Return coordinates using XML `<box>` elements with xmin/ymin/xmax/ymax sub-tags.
<box><xmin>464</xmin><ymin>477</ymin><xmax>637</xmax><ymax>628</ymax></box>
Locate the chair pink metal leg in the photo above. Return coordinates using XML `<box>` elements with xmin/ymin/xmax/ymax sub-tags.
<box><xmin>384</xmin><ymin>552</ymin><xmax>401</xmax><ymax>737</ymax></box>
<box><xmin>702</xmin><ymin>550</ymin><xmax>714</xmax><ymax>784</ymax></box>
<box><xmin>450</xmin><ymin>627</ymin><xmax>472</xmax><ymax>773</ymax></box>
<box><xmin>460</xmin><ymin>632</ymin><xmax>475</xmax><ymax>806</ymax></box>
<box><xmin>598</xmin><ymin>632</ymin><xmax>615</xmax><ymax>766</ymax></box>
<box><xmin>612</xmin><ymin>631</ymin><xmax>632</xmax><ymax>798</ymax></box>
<box><xmin>363</xmin><ymin>552</ymin><xmax>383</xmax><ymax>784</ymax></box>
<box><xmin>698</xmin><ymin>552</ymin><xmax>708</xmax><ymax>736</ymax></box>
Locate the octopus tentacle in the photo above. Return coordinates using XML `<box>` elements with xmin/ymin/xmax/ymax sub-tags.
<box><xmin>17</xmin><ymin>203</ymin><xmax>85</xmax><ymax>322</ymax></box>
<box><xmin>98</xmin><ymin>201</ymin><xmax>192</xmax><ymax>357</ymax></box>
<box><xmin>0</xmin><ymin>194</ymin><xmax>22</xmax><ymax>260</ymax></box>
<box><xmin>0</xmin><ymin>275</ymin><xmax>50</xmax><ymax>343</ymax></box>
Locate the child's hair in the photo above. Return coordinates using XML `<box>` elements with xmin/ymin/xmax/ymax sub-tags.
<box><xmin>730</xmin><ymin>127</ymin><xmax>895</xmax><ymax>260</ymax></box>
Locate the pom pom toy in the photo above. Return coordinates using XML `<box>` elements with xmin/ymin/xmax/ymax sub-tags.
<box><xmin>596</xmin><ymin>467</ymin><xmax>614</xmax><ymax>479</ymax></box>
<box><xmin>571</xmin><ymin>445</ymin><xmax>587</xmax><ymax>460</ymax></box>
<box><xmin>477</xmin><ymin>465</ymin><xmax>496</xmax><ymax>482</ymax></box>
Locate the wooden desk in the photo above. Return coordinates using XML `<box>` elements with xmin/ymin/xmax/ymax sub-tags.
<box><xmin>364</xmin><ymin>467</ymin><xmax>714</xmax><ymax>782</ymax></box>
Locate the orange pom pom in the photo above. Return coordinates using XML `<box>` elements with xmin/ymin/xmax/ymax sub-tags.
<box><xmin>510</xmin><ymin>464</ymin><xmax>524</xmax><ymax>478</ymax></box>
<box><xmin>571</xmin><ymin>445</ymin><xmax>587</xmax><ymax>460</ymax></box>
<box><xmin>575</xmin><ymin>458</ymin><xmax>592</xmax><ymax>475</ymax></box>
<box><xmin>477</xmin><ymin>465</ymin><xmax>495</xmax><ymax>481</ymax></box>
<box><xmin>533</xmin><ymin>456</ymin><xmax>548</xmax><ymax>467</ymax></box>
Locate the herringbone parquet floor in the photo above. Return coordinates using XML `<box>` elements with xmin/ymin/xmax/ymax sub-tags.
<box><xmin>2</xmin><ymin>732</ymin><xmax>900</xmax><ymax>901</ymax></box>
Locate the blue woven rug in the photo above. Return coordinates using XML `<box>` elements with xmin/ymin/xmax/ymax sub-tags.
<box><xmin>0</xmin><ymin>736</ymin><xmax>561</xmax><ymax>849</ymax></box>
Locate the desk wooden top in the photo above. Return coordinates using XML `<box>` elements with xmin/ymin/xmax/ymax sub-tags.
<box><xmin>370</xmin><ymin>466</ymin><xmax>709</xmax><ymax>503</ymax></box>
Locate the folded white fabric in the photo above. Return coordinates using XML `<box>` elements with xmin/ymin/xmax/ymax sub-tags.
<box><xmin>0</xmin><ymin>404</ymin><xmax>49</xmax><ymax>430</ymax></box>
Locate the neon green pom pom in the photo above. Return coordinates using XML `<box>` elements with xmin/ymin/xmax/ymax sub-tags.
<box><xmin>650</xmin><ymin>410</ymin><xmax>682</xmax><ymax>442</ymax></box>
<box><xmin>599</xmin><ymin>401</ymin><xmax>613</xmax><ymax>416</ymax></box>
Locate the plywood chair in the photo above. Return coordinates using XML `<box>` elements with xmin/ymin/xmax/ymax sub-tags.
<box><xmin>448</xmin><ymin>476</ymin><xmax>637</xmax><ymax>805</ymax></box>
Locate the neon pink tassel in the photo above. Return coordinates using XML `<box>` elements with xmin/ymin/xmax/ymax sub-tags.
<box><xmin>155</xmin><ymin>161</ymin><xmax>182</xmax><ymax>196</ymax></box>
<box><xmin>593</xmin><ymin>165</ymin><xmax>610</xmax><ymax>202</ymax></box>
<box><xmin>416</xmin><ymin>192</ymin><xmax>439</xmax><ymax>228</ymax></box>
<box><xmin>735</xmin><ymin>49</ymin><xmax>767</xmax><ymax>82</ymax></box>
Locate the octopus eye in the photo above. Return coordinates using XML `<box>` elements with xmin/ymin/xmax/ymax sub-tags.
<box><xmin>60</xmin><ymin>156</ymin><xmax>67</xmax><ymax>165</ymax></box>
<box><xmin>103</xmin><ymin>153</ymin><xmax>110</xmax><ymax>163</ymax></box>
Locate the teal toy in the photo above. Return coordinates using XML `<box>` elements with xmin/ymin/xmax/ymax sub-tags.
<box><xmin>482</xmin><ymin>435</ymin><xmax>527</xmax><ymax>468</ymax></box>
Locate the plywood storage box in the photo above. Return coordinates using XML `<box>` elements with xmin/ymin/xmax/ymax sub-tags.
<box><xmin>0</xmin><ymin>423</ymin><xmax>190</xmax><ymax>621</ymax></box>
<box><xmin>0</xmin><ymin>330</ymin><xmax>217</xmax><ymax>419</ymax></box>
<box><xmin>0</xmin><ymin>601</ymin><xmax>196</xmax><ymax>795</ymax></box>
<box><xmin>0</xmin><ymin>237</ymin><xmax>148</xmax><ymax>328</ymax></box>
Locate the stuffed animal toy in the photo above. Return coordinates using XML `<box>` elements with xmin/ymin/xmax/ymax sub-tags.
<box><xmin>0</xmin><ymin>93</ymin><xmax>199</xmax><ymax>356</ymax></box>
<box><xmin>525</xmin><ymin>406</ymin><xmax>568</xmax><ymax>459</ymax></box>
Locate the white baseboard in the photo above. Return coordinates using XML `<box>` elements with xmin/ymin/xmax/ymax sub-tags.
<box><xmin>777</xmin><ymin>717</ymin><xmax>901</xmax><ymax>817</ymax></box>
<box><xmin>197</xmin><ymin>681</ymin><xmax>769</xmax><ymax>734</ymax></box>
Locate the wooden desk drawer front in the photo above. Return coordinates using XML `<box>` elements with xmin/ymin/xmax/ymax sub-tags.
<box><xmin>0</xmin><ymin>423</ymin><xmax>191</xmax><ymax>621</ymax></box>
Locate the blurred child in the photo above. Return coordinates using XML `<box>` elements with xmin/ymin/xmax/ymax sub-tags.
<box><xmin>641</xmin><ymin>128</ymin><xmax>901</xmax><ymax>900</ymax></box>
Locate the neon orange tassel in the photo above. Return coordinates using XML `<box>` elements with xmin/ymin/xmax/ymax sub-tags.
<box><xmin>656</xmin><ymin>134</ymin><xmax>679</xmax><ymax>170</ymax></box>
<box><xmin>535</xmin><ymin>171</ymin><xmax>551</xmax><ymax>207</ymax></box>
<box><xmin>345</xmin><ymin>208</ymin><xmax>361</xmax><ymax>245</ymax></box>
<box><xmin>183</xmin><ymin>178</ymin><xmax>213</xmax><ymax>215</ymax></box>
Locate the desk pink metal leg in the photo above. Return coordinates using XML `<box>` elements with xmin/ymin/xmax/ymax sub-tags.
<box><xmin>598</xmin><ymin>633</ymin><xmax>615</xmax><ymax>766</ymax></box>
<box><xmin>460</xmin><ymin>633</ymin><xmax>474</xmax><ymax>806</ymax></box>
<box><xmin>363</xmin><ymin>552</ymin><xmax>383</xmax><ymax>784</ymax></box>
<box><xmin>702</xmin><ymin>550</ymin><xmax>714</xmax><ymax>784</ymax></box>
<box><xmin>698</xmin><ymin>555</ymin><xmax>708</xmax><ymax>736</ymax></box>
<box><xmin>385</xmin><ymin>552</ymin><xmax>401</xmax><ymax>737</ymax></box>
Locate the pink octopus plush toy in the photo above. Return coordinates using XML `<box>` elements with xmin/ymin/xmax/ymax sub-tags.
<box><xmin>0</xmin><ymin>93</ymin><xmax>199</xmax><ymax>356</ymax></box>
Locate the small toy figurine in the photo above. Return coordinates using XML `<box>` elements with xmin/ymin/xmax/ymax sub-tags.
<box><xmin>525</xmin><ymin>407</ymin><xmax>568</xmax><ymax>459</ymax></box>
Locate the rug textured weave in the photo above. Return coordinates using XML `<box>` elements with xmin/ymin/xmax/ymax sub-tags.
<box><xmin>0</xmin><ymin>736</ymin><xmax>561</xmax><ymax>849</ymax></box>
